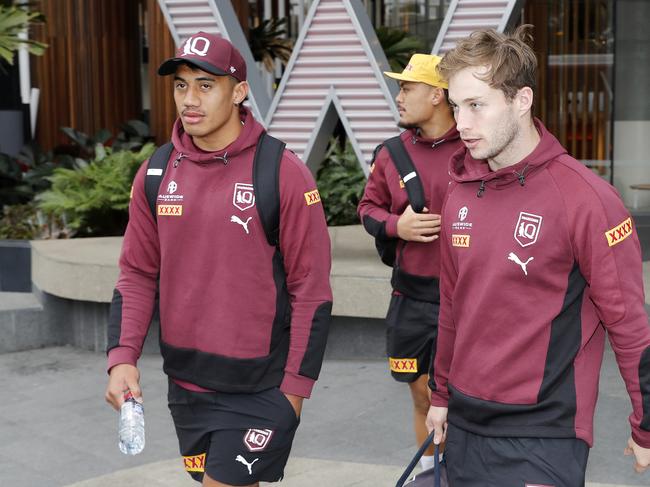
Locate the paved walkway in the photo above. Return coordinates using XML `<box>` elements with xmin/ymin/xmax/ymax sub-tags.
<box><xmin>0</xmin><ymin>346</ymin><xmax>648</xmax><ymax>486</ymax></box>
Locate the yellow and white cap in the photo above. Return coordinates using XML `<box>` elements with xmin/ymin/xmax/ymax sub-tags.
<box><xmin>384</xmin><ymin>53</ymin><xmax>448</xmax><ymax>89</ymax></box>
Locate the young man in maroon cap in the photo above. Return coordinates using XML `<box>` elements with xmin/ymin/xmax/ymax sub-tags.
<box><xmin>358</xmin><ymin>53</ymin><xmax>462</xmax><ymax>471</ymax></box>
<box><xmin>104</xmin><ymin>32</ymin><xmax>333</xmax><ymax>487</ymax></box>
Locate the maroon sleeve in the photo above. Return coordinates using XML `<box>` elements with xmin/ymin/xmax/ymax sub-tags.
<box><xmin>430</xmin><ymin>184</ymin><xmax>458</xmax><ymax>407</ymax></box>
<box><xmin>357</xmin><ymin>147</ymin><xmax>400</xmax><ymax>238</ymax></box>
<box><xmin>278</xmin><ymin>152</ymin><xmax>333</xmax><ymax>398</ymax></box>
<box><xmin>563</xmin><ymin>170</ymin><xmax>650</xmax><ymax>447</ymax></box>
<box><xmin>106</xmin><ymin>161</ymin><xmax>160</xmax><ymax>371</ymax></box>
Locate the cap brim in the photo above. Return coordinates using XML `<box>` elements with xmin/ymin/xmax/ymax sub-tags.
<box><xmin>383</xmin><ymin>71</ymin><xmax>448</xmax><ymax>88</ymax></box>
<box><xmin>158</xmin><ymin>58</ymin><xmax>228</xmax><ymax>77</ymax></box>
<box><xmin>383</xmin><ymin>71</ymin><xmax>420</xmax><ymax>82</ymax></box>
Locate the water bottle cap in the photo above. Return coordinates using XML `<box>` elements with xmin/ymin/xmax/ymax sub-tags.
<box><xmin>124</xmin><ymin>391</ymin><xmax>134</xmax><ymax>401</ymax></box>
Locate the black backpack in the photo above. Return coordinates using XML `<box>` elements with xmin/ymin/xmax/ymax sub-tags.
<box><xmin>374</xmin><ymin>136</ymin><xmax>426</xmax><ymax>266</ymax></box>
<box><xmin>144</xmin><ymin>133</ymin><xmax>286</xmax><ymax>246</ymax></box>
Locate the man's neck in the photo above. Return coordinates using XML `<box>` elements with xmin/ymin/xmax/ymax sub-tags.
<box><xmin>488</xmin><ymin>119</ymin><xmax>540</xmax><ymax>172</ymax></box>
<box><xmin>418</xmin><ymin>110</ymin><xmax>455</xmax><ymax>140</ymax></box>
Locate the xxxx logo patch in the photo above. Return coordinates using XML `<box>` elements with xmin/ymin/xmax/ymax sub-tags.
<box><xmin>304</xmin><ymin>189</ymin><xmax>321</xmax><ymax>206</ymax></box>
<box><xmin>389</xmin><ymin>357</ymin><xmax>417</xmax><ymax>373</ymax></box>
<box><xmin>157</xmin><ymin>204</ymin><xmax>183</xmax><ymax>216</ymax></box>
<box><xmin>452</xmin><ymin>234</ymin><xmax>470</xmax><ymax>247</ymax></box>
<box><xmin>183</xmin><ymin>453</ymin><xmax>206</xmax><ymax>472</ymax></box>
<box><xmin>606</xmin><ymin>217</ymin><xmax>633</xmax><ymax>247</ymax></box>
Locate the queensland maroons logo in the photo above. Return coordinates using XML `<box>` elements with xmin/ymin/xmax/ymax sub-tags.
<box><xmin>514</xmin><ymin>212</ymin><xmax>543</xmax><ymax>248</ymax></box>
<box><xmin>233</xmin><ymin>183</ymin><xmax>255</xmax><ymax>211</ymax></box>
<box><xmin>244</xmin><ymin>429</ymin><xmax>274</xmax><ymax>452</ymax></box>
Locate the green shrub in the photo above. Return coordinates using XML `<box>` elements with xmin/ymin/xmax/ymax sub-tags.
<box><xmin>36</xmin><ymin>144</ymin><xmax>155</xmax><ymax>237</ymax></box>
<box><xmin>316</xmin><ymin>138</ymin><xmax>366</xmax><ymax>226</ymax></box>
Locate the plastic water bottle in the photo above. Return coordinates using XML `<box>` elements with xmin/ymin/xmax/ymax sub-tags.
<box><xmin>118</xmin><ymin>391</ymin><xmax>145</xmax><ymax>455</ymax></box>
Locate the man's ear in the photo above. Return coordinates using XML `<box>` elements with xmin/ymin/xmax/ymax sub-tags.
<box><xmin>431</xmin><ymin>87</ymin><xmax>446</xmax><ymax>107</ymax></box>
<box><xmin>233</xmin><ymin>81</ymin><xmax>249</xmax><ymax>105</ymax></box>
<box><xmin>516</xmin><ymin>86</ymin><xmax>534</xmax><ymax>116</ymax></box>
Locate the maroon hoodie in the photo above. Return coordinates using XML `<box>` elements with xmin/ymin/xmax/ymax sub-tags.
<box><xmin>107</xmin><ymin>108</ymin><xmax>332</xmax><ymax>398</ymax></box>
<box><xmin>357</xmin><ymin>126</ymin><xmax>463</xmax><ymax>301</ymax></box>
<box><xmin>431</xmin><ymin>119</ymin><xmax>650</xmax><ymax>448</ymax></box>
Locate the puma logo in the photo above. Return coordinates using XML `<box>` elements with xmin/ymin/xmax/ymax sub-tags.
<box><xmin>230</xmin><ymin>215</ymin><xmax>252</xmax><ymax>234</ymax></box>
<box><xmin>235</xmin><ymin>455</ymin><xmax>259</xmax><ymax>475</ymax></box>
<box><xmin>508</xmin><ymin>252</ymin><xmax>534</xmax><ymax>276</ymax></box>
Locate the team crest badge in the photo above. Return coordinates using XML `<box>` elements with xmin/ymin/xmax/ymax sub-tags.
<box><xmin>514</xmin><ymin>212</ymin><xmax>543</xmax><ymax>248</ymax></box>
<box><xmin>233</xmin><ymin>183</ymin><xmax>255</xmax><ymax>211</ymax></box>
<box><xmin>244</xmin><ymin>428</ymin><xmax>274</xmax><ymax>452</ymax></box>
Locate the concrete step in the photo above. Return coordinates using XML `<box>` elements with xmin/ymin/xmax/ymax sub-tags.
<box><xmin>0</xmin><ymin>292</ymin><xmax>54</xmax><ymax>353</ymax></box>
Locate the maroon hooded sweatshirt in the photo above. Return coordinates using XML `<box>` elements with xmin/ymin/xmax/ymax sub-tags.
<box><xmin>357</xmin><ymin>126</ymin><xmax>463</xmax><ymax>301</ymax></box>
<box><xmin>431</xmin><ymin>119</ymin><xmax>650</xmax><ymax>448</ymax></box>
<box><xmin>107</xmin><ymin>108</ymin><xmax>332</xmax><ymax>398</ymax></box>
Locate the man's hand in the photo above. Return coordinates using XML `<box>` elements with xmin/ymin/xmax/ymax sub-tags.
<box><xmin>105</xmin><ymin>364</ymin><xmax>141</xmax><ymax>411</ymax></box>
<box><xmin>397</xmin><ymin>205</ymin><xmax>441</xmax><ymax>242</ymax></box>
<box><xmin>426</xmin><ymin>405</ymin><xmax>448</xmax><ymax>445</ymax></box>
<box><xmin>283</xmin><ymin>393</ymin><xmax>303</xmax><ymax>419</ymax></box>
<box><xmin>624</xmin><ymin>437</ymin><xmax>650</xmax><ymax>473</ymax></box>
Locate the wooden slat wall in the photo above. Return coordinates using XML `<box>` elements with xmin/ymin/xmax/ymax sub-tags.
<box><xmin>525</xmin><ymin>0</ymin><xmax>612</xmax><ymax>173</ymax></box>
<box><xmin>146</xmin><ymin>0</ymin><xmax>177</xmax><ymax>145</ymax></box>
<box><xmin>31</xmin><ymin>0</ymin><xmax>142</xmax><ymax>151</ymax></box>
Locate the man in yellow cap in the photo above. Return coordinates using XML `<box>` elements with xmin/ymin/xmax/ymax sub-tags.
<box><xmin>358</xmin><ymin>53</ymin><xmax>463</xmax><ymax>471</ymax></box>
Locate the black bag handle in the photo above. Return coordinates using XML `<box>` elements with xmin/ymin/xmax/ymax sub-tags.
<box><xmin>395</xmin><ymin>430</ymin><xmax>443</xmax><ymax>487</ymax></box>
<box><xmin>383</xmin><ymin>136</ymin><xmax>426</xmax><ymax>213</ymax></box>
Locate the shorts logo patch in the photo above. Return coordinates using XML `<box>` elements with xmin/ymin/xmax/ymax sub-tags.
<box><xmin>452</xmin><ymin>234</ymin><xmax>470</xmax><ymax>247</ymax></box>
<box><xmin>389</xmin><ymin>357</ymin><xmax>417</xmax><ymax>372</ymax></box>
<box><xmin>244</xmin><ymin>428</ymin><xmax>274</xmax><ymax>452</ymax></box>
<box><xmin>304</xmin><ymin>189</ymin><xmax>321</xmax><ymax>205</ymax></box>
<box><xmin>157</xmin><ymin>204</ymin><xmax>183</xmax><ymax>216</ymax></box>
<box><xmin>183</xmin><ymin>453</ymin><xmax>206</xmax><ymax>472</ymax></box>
<box><xmin>233</xmin><ymin>183</ymin><xmax>255</xmax><ymax>211</ymax></box>
<box><xmin>606</xmin><ymin>217</ymin><xmax>632</xmax><ymax>247</ymax></box>
<box><xmin>514</xmin><ymin>212</ymin><xmax>543</xmax><ymax>247</ymax></box>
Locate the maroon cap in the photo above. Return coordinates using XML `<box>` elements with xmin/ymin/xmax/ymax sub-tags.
<box><xmin>158</xmin><ymin>32</ymin><xmax>247</xmax><ymax>82</ymax></box>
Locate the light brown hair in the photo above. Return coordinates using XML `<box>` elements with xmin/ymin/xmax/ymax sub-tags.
<box><xmin>438</xmin><ymin>25</ymin><xmax>537</xmax><ymax>100</ymax></box>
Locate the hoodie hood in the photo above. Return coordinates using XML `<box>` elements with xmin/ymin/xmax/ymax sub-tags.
<box><xmin>170</xmin><ymin>106</ymin><xmax>265</xmax><ymax>164</ymax></box>
<box><xmin>405</xmin><ymin>124</ymin><xmax>460</xmax><ymax>149</ymax></box>
<box><xmin>449</xmin><ymin>119</ymin><xmax>567</xmax><ymax>194</ymax></box>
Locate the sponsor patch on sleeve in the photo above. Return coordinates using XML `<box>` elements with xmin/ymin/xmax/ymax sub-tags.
<box><xmin>605</xmin><ymin>217</ymin><xmax>632</xmax><ymax>247</ymax></box>
<box><xmin>389</xmin><ymin>357</ymin><xmax>417</xmax><ymax>373</ymax></box>
<box><xmin>304</xmin><ymin>189</ymin><xmax>321</xmax><ymax>206</ymax></box>
<box><xmin>183</xmin><ymin>453</ymin><xmax>206</xmax><ymax>472</ymax></box>
<box><xmin>452</xmin><ymin>234</ymin><xmax>470</xmax><ymax>247</ymax></box>
<box><xmin>157</xmin><ymin>204</ymin><xmax>183</xmax><ymax>216</ymax></box>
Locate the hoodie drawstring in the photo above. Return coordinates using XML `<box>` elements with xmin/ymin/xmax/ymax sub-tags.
<box><xmin>214</xmin><ymin>152</ymin><xmax>229</xmax><ymax>165</ymax></box>
<box><xmin>431</xmin><ymin>138</ymin><xmax>446</xmax><ymax>149</ymax></box>
<box><xmin>513</xmin><ymin>164</ymin><xmax>529</xmax><ymax>187</ymax></box>
<box><xmin>173</xmin><ymin>153</ymin><xmax>186</xmax><ymax>168</ymax></box>
<box><xmin>477</xmin><ymin>180</ymin><xmax>486</xmax><ymax>198</ymax></box>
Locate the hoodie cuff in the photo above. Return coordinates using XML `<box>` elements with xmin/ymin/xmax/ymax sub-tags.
<box><xmin>430</xmin><ymin>391</ymin><xmax>449</xmax><ymax>408</ymax></box>
<box><xmin>107</xmin><ymin>347</ymin><xmax>139</xmax><ymax>373</ymax></box>
<box><xmin>632</xmin><ymin>429</ymin><xmax>650</xmax><ymax>449</ymax></box>
<box><xmin>385</xmin><ymin>214</ymin><xmax>400</xmax><ymax>238</ymax></box>
<box><xmin>280</xmin><ymin>372</ymin><xmax>315</xmax><ymax>399</ymax></box>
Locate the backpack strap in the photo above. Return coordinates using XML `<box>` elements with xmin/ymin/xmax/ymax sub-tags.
<box><xmin>144</xmin><ymin>142</ymin><xmax>174</xmax><ymax>219</ymax></box>
<box><xmin>383</xmin><ymin>136</ymin><xmax>426</xmax><ymax>213</ymax></box>
<box><xmin>252</xmin><ymin>133</ymin><xmax>286</xmax><ymax>247</ymax></box>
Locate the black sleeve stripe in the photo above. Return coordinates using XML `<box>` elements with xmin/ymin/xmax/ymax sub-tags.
<box><xmin>298</xmin><ymin>301</ymin><xmax>333</xmax><ymax>380</ymax></box>
<box><xmin>362</xmin><ymin>215</ymin><xmax>388</xmax><ymax>240</ymax></box>
<box><xmin>640</xmin><ymin>345</ymin><xmax>650</xmax><ymax>431</ymax></box>
<box><xmin>106</xmin><ymin>288</ymin><xmax>123</xmax><ymax>354</ymax></box>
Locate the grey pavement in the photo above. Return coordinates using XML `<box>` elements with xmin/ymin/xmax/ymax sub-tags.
<box><xmin>0</xmin><ymin>345</ymin><xmax>648</xmax><ymax>487</ymax></box>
